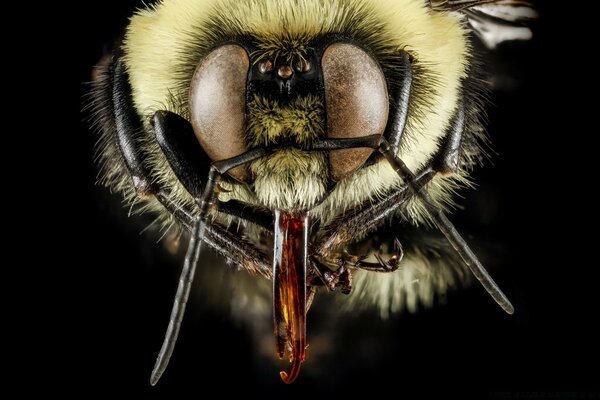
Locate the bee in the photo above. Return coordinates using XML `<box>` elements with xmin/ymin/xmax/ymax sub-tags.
<box><xmin>89</xmin><ymin>0</ymin><xmax>535</xmax><ymax>385</ymax></box>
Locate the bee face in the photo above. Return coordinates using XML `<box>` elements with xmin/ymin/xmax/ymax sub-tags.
<box><xmin>186</xmin><ymin>36</ymin><xmax>391</xmax><ymax>211</ymax></box>
<box><xmin>244</xmin><ymin>41</ymin><xmax>330</xmax><ymax>211</ymax></box>
<box><xmin>92</xmin><ymin>0</ymin><xmax>534</xmax><ymax>386</ymax></box>
<box><xmin>121</xmin><ymin>0</ymin><xmax>470</xmax><ymax>219</ymax></box>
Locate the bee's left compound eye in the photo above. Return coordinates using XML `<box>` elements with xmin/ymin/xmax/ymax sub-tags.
<box><xmin>322</xmin><ymin>43</ymin><xmax>389</xmax><ymax>181</ymax></box>
<box><xmin>189</xmin><ymin>44</ymin><xmax>250</xmax><ymax>182</ymax></box>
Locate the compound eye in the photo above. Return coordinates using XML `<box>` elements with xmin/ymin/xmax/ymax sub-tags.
<box><xmin>322</xmin><ymin>43</ymin><xmax>389</xmax><ymax>181</ymax></box>
<box><xmin>189</xmin><ymin>44</ymin><xmax>250</xmax><ymax>182</ymax></box>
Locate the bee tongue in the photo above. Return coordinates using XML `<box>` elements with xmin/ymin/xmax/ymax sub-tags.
<box><xmin>272</xmin><ymin>209</ymin><xmax>309</xmax><ymax>384</ymax></box>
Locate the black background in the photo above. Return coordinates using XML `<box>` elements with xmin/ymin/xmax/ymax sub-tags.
<box><xmin>24</xmin><ymin>1</ymin><xmax>597</xmax><ymax>397</ymax></box>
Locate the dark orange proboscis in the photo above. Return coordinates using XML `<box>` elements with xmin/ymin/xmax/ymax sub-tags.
<box><xmin>273</xmin><ymin>210</ymin><xmax>309</xmax><ymax>384</ymax></box>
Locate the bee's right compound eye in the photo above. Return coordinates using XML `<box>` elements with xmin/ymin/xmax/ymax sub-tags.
<box><xmin>189</xmin><ymin>44</ymin><xmax>250</xmax><ymax>182</ymax></box>
<box><xmin>322</xmin><ymin>43</ymin><xmax>389</xmax><ymax>181</ymax></box>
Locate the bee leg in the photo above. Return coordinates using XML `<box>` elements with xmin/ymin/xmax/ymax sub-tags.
<box><xmin>112</xmin><ymin>63</ymin><xmax>214</xmax><ymax>377</ymax></box>
<box><xmin>154</xmin><ymin>189</ymin><xmax>272</xmax><ymax>278</ymax></box>
<box><xmin>435</xmin><ymin>101</ymin><xmax>465</xmax><ymax>175</ymax></box>
<box><xmin>117</xmin><ymin>127</ymin><xmax>274</xmax><ymax>278</ymax></box>
<box><xmin>153</xmin><ymin>110</ymin><xmax>273</xmax><ymax>230</ymax></box>
<box><xmin>383</xmin><ymin>50</ymin><xmax>413</xmax><ymax>154</ymax></box>
<box><xmin>308</xmin><ymin>260</ymin><xmax>352</xmax><ymax>294</ymax></box>
<box><xmin>113</xmin><ymin>59</ymin><xmax>210</xmax><ymax>225</ymax></box>
<box><xmin>308</xmin><ymin>259</ymin><xmax>344</xmax><ymax>291</ymax></box>
<box><xmin>379</xmin><ymin>138</ymin><xmax>515</xmax><ymax>315</ymax></box>
<box><xmin>339</xmin><ymin>268</ymin><xmax>352</xmax><ymax>294</ymax></box>
<box><xmin>111</xmin><ymin>59</ymin><xmax>275</xmax><ymax>383</ymax></box>
<box><xmin>151</xmin><ymin>148</ymin><xmax>272</xmax><ymax>385</ymax></box>
<box><xmin>316</xmin><ymin>168</ymin><xmax>435</xmax><ymax>252</ymax></box>
<box><xmin>342</xmin><ymin>238</ymin><xmax>404</xmax><ymax>273</ymax></box>
<box><xmin>313</xmin><ymin>104</ymin><xmax>472</xmax><ymax>255</ymax></box>
<box><xmin>215</xmin><ymin>200</ymin><xmax>273</xmax><ymax>231</ymax></box>
<box><xmin>155</xmin><ymin>183</ymin><xmax>272</xmax><ymax>231</ymax></box>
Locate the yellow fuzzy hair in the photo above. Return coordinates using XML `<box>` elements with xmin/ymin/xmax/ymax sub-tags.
<box><xmin>123</xmin><ymin>0</ymin><xmax>470</xmax><ymax>222</ymax></box>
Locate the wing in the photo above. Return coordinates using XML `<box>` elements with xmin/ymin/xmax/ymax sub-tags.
<box><xmin>430</xmin><ymin>0</ymin><xmax>538</xmax><ymax>48</ymax></box>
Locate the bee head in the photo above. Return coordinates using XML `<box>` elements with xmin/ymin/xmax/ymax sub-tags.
<box><xmin>122</xmin><ymin>0</ymin><xmax>469</xmax><ymax>217</ymax></box>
